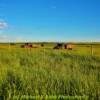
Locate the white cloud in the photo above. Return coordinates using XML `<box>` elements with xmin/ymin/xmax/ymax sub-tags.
<box><xmin>0</xmin><ymin>21</ymin><xmax>8</xmax><ymax>29</ymax></box>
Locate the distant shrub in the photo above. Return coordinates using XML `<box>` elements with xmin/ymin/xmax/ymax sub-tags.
<box><xmin>41</xmin><ymin>44</ymin><xmax>44</xmax><ymax>47</ymax></box>
<box><xmin>10</xmin><ymin>43</ymin><xmax>15</xmax><ymax>45</ymax></box>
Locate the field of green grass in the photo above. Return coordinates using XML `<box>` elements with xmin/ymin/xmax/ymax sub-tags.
<box><xmin>0</xmin><ymin>43</ymin><xmax>100</xmax><ymax>100</ymax></box>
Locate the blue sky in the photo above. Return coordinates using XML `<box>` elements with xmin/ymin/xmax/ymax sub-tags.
<box><xmin>0</xmin><ymin>0</ymin><xmax>100</xmax><ymax>42</ymax></box>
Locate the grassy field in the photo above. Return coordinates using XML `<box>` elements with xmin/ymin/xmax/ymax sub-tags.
<box><xmin>0</xmin><ymin>43</ymin><xmax>100</xmax><ymax>100</ymax></box>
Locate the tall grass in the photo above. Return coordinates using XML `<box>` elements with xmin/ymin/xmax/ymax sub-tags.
<box><xmin>0</xmin><ymin>48</ymin><xmax>100</xmax><ymax>99</ymax></box>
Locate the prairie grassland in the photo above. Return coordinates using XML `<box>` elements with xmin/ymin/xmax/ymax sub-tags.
<box><xmin>0</xmin><ymin>44</ymin><xmax>100</xmax><ymax>100</ymax></box>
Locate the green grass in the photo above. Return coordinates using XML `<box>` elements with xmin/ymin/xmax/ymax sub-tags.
<box><xmin>0</xmin><ymin>45</ymin><xmax>100</xmax><ymax>100</ymax></box>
